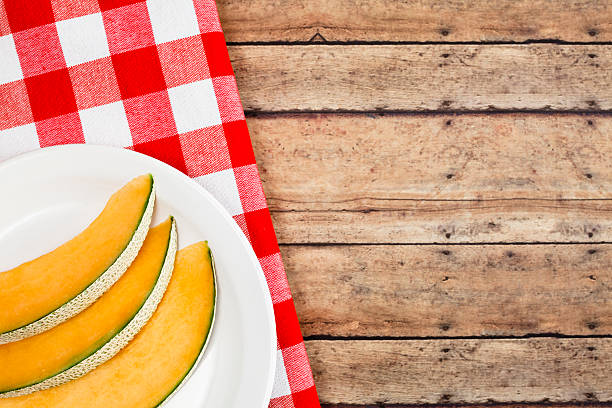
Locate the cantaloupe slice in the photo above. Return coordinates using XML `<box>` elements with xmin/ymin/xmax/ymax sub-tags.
<box><xmin>0</xmin><ymin>217</ymin><xmax>177</xmax><ymax>398</ymax></box>
<box><xmin>0</xmin><ymin>241</ymin><xmax>215</xmax><ymax>407</ymax></box>
<box><xmin>0</xmin><ymin>174</ymin><xmax>155</xmax><ymax>344</ymax></box>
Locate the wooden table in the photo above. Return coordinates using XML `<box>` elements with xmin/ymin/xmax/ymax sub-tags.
<box><xmin>218</xmin><ymin>1</ymin><xmax>612</xmax><ymax>406</ymax></box>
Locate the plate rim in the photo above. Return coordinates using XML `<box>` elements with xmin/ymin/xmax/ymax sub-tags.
<box><xmin>0</xmin><ymin>144</ymin><xmax>277</xmax><ymax>407</ymax></box>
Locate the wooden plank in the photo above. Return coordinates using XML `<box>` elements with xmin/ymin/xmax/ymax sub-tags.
<box><xmin>218</xmin><ymin>0</ymin><xmax>612</xmax><ymax>43</ymax></box>
<box><xmin>251</xmin><ymin>114</ymin><xmax>612</xmax><ymax>202</ymax></box>
<box><xmin>306</xmin><ymin>339</ymin><xmax>612</xmax><ymax>404</ymax></box>
<box><xmin>247</xmin><ymin>113</ymin><xmax>612</xmax><ymax>243</ymax></box>
<box><xmin>271</xmin><ymin>201</ymin><xmax>612</xmax><ymax>243</ymax></box>
<box><xmin>283</xmin><ymin>244</ymin><xmax>612</xmax><ymax>337</ymax></box>
<box><xmin>229</xmin><ymin>45</ymin><xmax>612</xmax><ymax>111</ymax></box>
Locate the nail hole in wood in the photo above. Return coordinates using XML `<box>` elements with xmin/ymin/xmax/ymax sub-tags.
<box><xmin>446</xmin><ymin>174</ymin><xmax>454</xmax><ymax>179</ymax></box>
<box><xmin>587</xmin><ymin>119</ymin><xmax>594</xmax><ymax>126</ymax></box>
<box><xmin>445</xmin><ymin>233</ymin><xmax>451</xmax><ymax>239</ymax></box>
<box><xmin>588</xmin><ymin>29</ymin><xmax>598</xmax><ymax>37</ymax></box>
<box><xmin>445</xmin><ymin>119</ymin><xmax>452</xmax><ymax>126</ymax></box>
<box><xmin>588</xmin><ymin>249</ymin><xmax>597</xmax><ymax>254</ymax></box>
<box><xmin>585</xmin><ymin>173</ymin><xmax>593</xmax><ymax>178</ymax></box>
<box><xmin>440</xmin><ymin>29</ymin><xmax>450</xmax><ymax>36</ymax></box>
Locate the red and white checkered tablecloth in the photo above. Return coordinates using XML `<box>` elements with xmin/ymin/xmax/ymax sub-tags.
<box><xmin>0</xmin><ymin>0</ymin><xmax>320</xmax><ymax>406</ymax></box>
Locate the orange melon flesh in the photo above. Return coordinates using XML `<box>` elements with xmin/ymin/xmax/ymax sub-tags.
<box><xmin>0</xmin><ymin>174</ymin><xmax>153</xmax><ymax>335</ymax></box>
<box><xmin>0</xmin><ymin>241</ymin><xmax>215</xmax><ymax>408</ymax></box>
<box><xmin>0</xmin><ymin>218</ymin><xmax>173</xmax><ymax>394</ymax></box>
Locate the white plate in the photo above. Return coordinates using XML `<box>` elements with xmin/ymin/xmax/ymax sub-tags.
<box><xmin>0</xmin><ymin>145</ymin><xmax>276</xmax><ymax>407</ymax></box>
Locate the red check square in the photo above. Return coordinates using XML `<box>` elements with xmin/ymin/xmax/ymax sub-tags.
<box><xmin>112</xmin><ymin>46</ymin><xmax>166</xmax><ymax>99</ymax></box>
<box><xmin>97</xmin><ymin>0</ymin><xmax>142</xmax><ymax>12</ymax></box>
<box><xmin>50</xmin><ymin>0</ymin><xmax>100</xmax><ymax>21</ymax></box>
<box><xmin>103</xmin><ymin>2</ymin><xmax>155</xmax><ymax>54</ymax></box>
<box><xmin>0</xmin><ymin>80</ymin><xmax>33</xmax><ymax>130</ymax></box>
<box><xmin>123</xmin><ymin>90</ymin><xmax>176</xmax><ymax>144</ymax></box>
<box><xmin>202</xmin><ymin>32</ymin><xmax>233</xmax><ymax>77</ymax></box>
<box><xmin>157</xmin><ymin>35</ymin><xmax>210</xmax><ymax>88</ymax></box>
<box><xmin>273</xmin><ymin>299</ymin><xmax>303</xmax><ymax>349</ymax></box>
<box><xmin>4</xmin><ymin>0</ymin><xmax>54</xmax><ymax>32</ymax></box>
<box><xmin>179</xmin><ymin>125</ymin><xmax>231</xmax><ymax>177</ymax></box>
<box><xmin>25</xmin><ymin>69</ymin><xmax>77</xmax><ymax>121</ymax></box>
<box><xmin>243</xmin><ymin>208</ymin><xmax>280</xmax><ymax>258</ymax></box>
<box><xmin>69</xmin><ymin>57</ymin><xmax>121</xmax><ymax>109</ymax></box>
<box><xmin>35</xmin><ymin>111</ymin><xmax>84</xmax><ymax>147</ymax></box>
<box><xmin>13</xmin><ymin>23</ymin><xmax>66</xmax><ymax>77</ymax></box>
<box><xmin>133</xmin><ymin>135</ymin><xmax>187</xmax><ymax>174</ymax></box>
<box><xmin>223</xmin><ymin>120</ymin><xmax>256</xmax><ymax>167</ymax></box>
<box><xmin>291</xmin><ymin>388</ymin><xmax>320</xmax><ymax>408</ymax></box>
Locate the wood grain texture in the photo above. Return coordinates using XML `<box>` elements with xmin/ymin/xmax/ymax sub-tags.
<box><xmin>271</xmin><ymin>200</ymin><xmax>612</xmax><ymax>244</ymax></box>
<box><xmin>307</xmin><ymin>339</ymin><xmax>612</xmax><ymax>404</ymax></box>
<box><xmin>283</xmin><ymin>244</ymin><xmax>612</xmax><ymax>337</ymax></box>
<box><xmin>251</xmin><ymin>114</ymin><xmax>612</xmax><ymax>202</ymax></box>
<box><xmin>247</xmin><ymin>113</ymin><xmax>612</xmax><ymax>243</ymax></box>
<box><xmin>230</xmin><ymin>45</ymin><xmax>612</xmax><ymax>111</ymax></box>
<box><xmin>218</xmin><ymin>0</ymin><xmax>612</xmax><ymax>43</ymax></box>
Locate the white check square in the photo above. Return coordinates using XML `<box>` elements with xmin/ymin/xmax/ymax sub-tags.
<box><xmin>0</xmin><ymin>35</ymin><xmax>23</xmax><ymax>84</ymax></box>
<box><xmin>195</xmin><ymin>169</ymin><xmax>243</xmax><ymax>216</ymax></box>
<box><xmin>56</xmin><ymin>13</ymin><xmax>110</xmax><ymax>67</ymax></box>
<box><xmin>168</xmin><ymin>79</ymin><xmax>221</xmax><ymax>133</ymax></box>
<box><xmin>270</xmin><ymin>350</ymin><xmax>292</xmax><ymax>398</ymax></box>
<box><xmin>147</xmin><ymin>0</ymin><xmax>200</xmax><ymax>44</ymax></box>
<box><xmin>79</xmin><ymin>101</ymin><xmax>133</xmax><ymax>147</ymax></box>
<box><xmin>0</xmin><ymin>123</ymin><xmax>39</xmax><ymax>162</ymax></box>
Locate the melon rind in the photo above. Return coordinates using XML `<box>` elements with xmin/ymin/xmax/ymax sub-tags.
<box><xmin>0</xmin><ymin>175</ymin><xmax>155</xmax><ymax>345</ymax></box>
<box><xmin>158</xmin><ymin>248</ymin><xmax>217</xmax><ymax>407</ymax></box>
<box><xmin>0</xmin><ymin>217</ymin><xmax>177</xmax><ymax>398</ymax></box>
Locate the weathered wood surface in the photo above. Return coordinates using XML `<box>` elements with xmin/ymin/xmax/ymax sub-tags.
<box><xmin>307</xmin><ymin>339</ymin><xmax>612</xmax><ymax>405</ymax></box>
<box><xmin>272</xmin><ymin>202</ymin><xmax>612</xmax><ymax>244</ymax></box>
<box><xmin>230</xmin><ymin>45</ymin><xmax>612</xmax><ymax>112</ymax></box>
<box><xmin>218</xmin><ymin>0</ymin><xmax>612</xmax><ymax>43</ymax></box>
<box><xmin>220</xmin><ymin>3</ymin><xmax>612</xmax><ymax>406</ymax></box>
<box><xmin>282</xmin><ymin>244</ymin><xmax>612</xmax><ymax>337</ymax></box>
<box><xmin>246</xmin><ymin>114</ymin><xmax>612</xmax><ymax>243</ymax></box>
<box><xmin>320</xmin><ymin>406</ymin><xmax>608</xmax><ymax>408</ymax></box>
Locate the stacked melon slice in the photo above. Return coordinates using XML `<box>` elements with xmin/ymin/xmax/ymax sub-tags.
<box><xmin>0</xmin><ymin>175</ymin><xmax>216</xmax><ymax>407</ymax></box>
